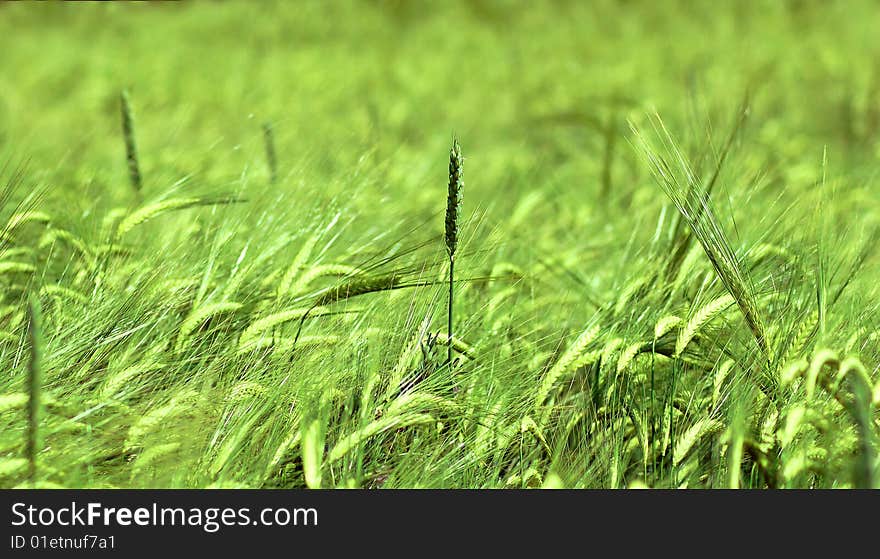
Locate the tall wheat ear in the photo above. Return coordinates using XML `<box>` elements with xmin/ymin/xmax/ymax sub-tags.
<box><xmin>444</xmin><ymin>136</ymin><xmax>463</xmax><ymax>365</ymax></box>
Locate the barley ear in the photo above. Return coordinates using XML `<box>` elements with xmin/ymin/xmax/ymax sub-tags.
<box><xmin>445</xmin><ymin>137</ymin><xmax>463</xmax><ymax>364</ymax></box>
<box><xmin>26</xmin><ymin>294</ymin><xmax>44</xmax><ymax>486</ymax></box>
<box><xmin>120</xmin><ymin>90</ymin><xmax>142</xmax><ymax>194</ymax></box>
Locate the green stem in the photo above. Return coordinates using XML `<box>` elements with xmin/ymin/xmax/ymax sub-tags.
<box><xmin>448</xmin><ymin>255</ymin><xmax>454</xmax><ymax>365</ymax></box>
<box><xmin>27</xmin><ymin>295</ymin><xmax>44</xmax><ymax>486</ymax></box>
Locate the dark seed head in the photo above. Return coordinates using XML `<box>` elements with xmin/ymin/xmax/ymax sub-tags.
<box><xmin>445</xmin><ymin>137</ymin><xmax>463</xmax><ymax>257</ymax></box>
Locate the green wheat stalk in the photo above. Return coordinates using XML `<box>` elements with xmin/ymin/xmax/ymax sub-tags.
<box><xmin>445</xmin><ymin>137</ymin><xmax>463</xmax><ymax>365</ymax></box>
<box><xmin>120</xmin><ymin>90</ymin><xmax>142</xmax><ymax>193</ymax></box>
<box><xmin>26</xmin><ymin>294</ymin><xmax>44</xmax><ymax>486</ymax></box>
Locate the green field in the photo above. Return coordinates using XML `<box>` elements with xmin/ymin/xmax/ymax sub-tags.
<box><xmin>1</xmin><ymin>1</ymin><xmax>879</xmax><ymax>489</ymax></box>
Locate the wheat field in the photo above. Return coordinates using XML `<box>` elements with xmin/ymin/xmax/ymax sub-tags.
<box><xmin>0</xmin><ymin>1</ymin><xmax>878</xmax><ymax>489</ymax></box>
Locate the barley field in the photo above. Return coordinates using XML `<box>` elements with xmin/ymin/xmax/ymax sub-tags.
<box><xmin>1</xmin><ymin>1</ymin><xmax>879</xmax><ymax>489</ymax></box>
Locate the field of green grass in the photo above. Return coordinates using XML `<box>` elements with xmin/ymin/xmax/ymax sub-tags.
<box><xmin>1</xmin><ymin>1</ymin><xmax>879</xmax><ymax>489</ymax></box>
